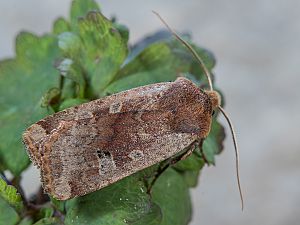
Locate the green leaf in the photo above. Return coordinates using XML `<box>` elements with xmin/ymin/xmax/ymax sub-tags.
<box><xmin>56</xmin><ymin>11</ymin><xmax>128</xmax><ymax>98</ymax></box>
<box><xmin>40</xmin><ymin>88</ymin><xmax>60</xmax><ymax>108</ymax></box>
<box><xmin>127</xmin><ymin>30</ymin><xmax>172</xmax><ymax>62</ymax></box>
<box><xmin>0</xmin><ymin>197</ymin><xmax>20</xmax><ymax>225</ymax></box>
<box><xmin>70</xmin><ymin>0</ymin><xmax>100</xmax><ymax>27</ymax></box>
<box><xmin>58</xmin><ymin>98</ymin><xmax>89</xmax><ymax>111</ymax></box>
<box><xmin>202</xmin><ymin>119</ymin><xmax>225</xmax><ymax>165</ymax></box>
<box><xmin>181</xmin><ymin>170</ymin><xmax>201</xmax><ymax>188</ymax></box>
<box><xmin>105</xmin><ymin>39</ymin><xmax>215</xmax><ymax>94</ymax></box>
<box><xmin>55</xmin><ymin>58</ymin><xmax>86</xmax><ymax>98</ymax></box>
<box><xmin>18</xmin><ymin>217</ymin><xmax>34</xmax><ymax>225</ymax></box>
<box><xmin>58</xmin><ymin>32</ymin><xmax>81</xmax><ymax>57</ymax></box>
<box><xmin>0</xmin><ymin>177</ymin><xmax>24</xmax><ymax>212</ymax></box>
<box><xmin>50</xmin><ymin>197</ymin><xmax>65</xmax><ymax>214</ymax></box>
<box><xmin>74</xmin><ymin>11</ymin><xmax>128</xmax><ymax>96</ymax></box>
<box><xmin>65</xmin><ymin>175</ymin><xmax>162</xmax><ymax>225</ymax></box>
<box><xmin>36</xmin><ymin>204</ymin><xmax>55</xmax><ymax>219</ymax></box>
<box><xmin>173</xmin><ymin>150</ymin><xmax>205</xmax><ymax>172</ymax></box>
<box><xmin>113</xmin><ymin>23</ymin><xmax>129</xmax><ymax>44</ymax></box>
<box><xmin>0</xmin><ymin>32</ymin><xmax>60</xmax><ymax>175</ymax></box>
<box><xmin>53</xmin><ymin>18</ymin><xmax>70</xmax><ymax>35</ymax></box>
<box><xmin>104</xmin><ymin>43</ymin><xmax>182</xmax><ymax>93</ymax></box>
<box><xmin>33</xmin><ymin>218</ymin><xmax>62</xmax><ymax>225</ymax></box>
<box><xmin>152</xmin><ymin>168</ymin><xmax>192</xmax><ymax>225</ymax></box>
<box><xmin>129</xmin><ymin>203</ymin><xmax>162</xmax><ymax>225</ymax></box>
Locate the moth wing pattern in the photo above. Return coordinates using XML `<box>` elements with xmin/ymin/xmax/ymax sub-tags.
<box><xmin>23</xmin><ymin>77</ymin><xmax>213</xmax><ymax>200</ymax></box>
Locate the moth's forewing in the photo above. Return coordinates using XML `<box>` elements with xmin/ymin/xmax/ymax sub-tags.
<box><xmin>23</xmin><ymin>78</ymin><xmax>213</xmax><ymax>200</ymax></box>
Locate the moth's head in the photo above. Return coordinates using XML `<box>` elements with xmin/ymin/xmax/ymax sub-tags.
<box><xmin>205</xmin><ymin>90</ymin><xmax>221</xmax><ymax>110</ymax></box>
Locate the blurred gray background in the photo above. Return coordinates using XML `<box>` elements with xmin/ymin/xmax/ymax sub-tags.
<box><xmin>1</xmin><ymin>0</ymin><xmax>299</xmax><ymax>224</ymax></box>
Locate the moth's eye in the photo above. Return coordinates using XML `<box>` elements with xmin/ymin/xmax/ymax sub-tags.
<box><xmin>212</xmin><ymin>110</ymin><xmax>215</xmax><ymax>116</ymax></box>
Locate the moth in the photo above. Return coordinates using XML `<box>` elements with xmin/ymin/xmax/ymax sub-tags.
<box><xmin>22</xmin><ymin>12</ymin><xmax>243</xmax><ymax>208</ymax></box>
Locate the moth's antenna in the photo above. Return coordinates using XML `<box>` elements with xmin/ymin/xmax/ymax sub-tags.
<box><xmin>218</xmin><ymin>106</ymin><xmax>244</xmax><ymax>210</ymax></box>
<box><xmin>152</xmin><ymin>11</ymin><xmax>213</xmax><ymax>91</ymax></box>
<box><xmin>153</xmin><ymin>10</ymin><xmax>244</xmax><ymax>210</ymax></box>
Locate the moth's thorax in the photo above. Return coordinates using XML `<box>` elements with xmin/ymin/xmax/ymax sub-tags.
<box><xmin>171</xmin><ymin>78</ymin><xmax>215</xmax><ymax>138</ymax></box>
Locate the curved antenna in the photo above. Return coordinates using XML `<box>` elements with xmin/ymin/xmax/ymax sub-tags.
<box><xmin>153</xmin><ymin>11</ymin><xmax>244</xmax><ymax>210</ymax></box>
<box><xmin>218</xmin><ymin>106</ymin><xmax>244</xmax><ymax>210</ymax></box>
<box><xmin>152</xmin><ymin>11</ymin><xmax>213</xmax><ymax>91</ymax></box>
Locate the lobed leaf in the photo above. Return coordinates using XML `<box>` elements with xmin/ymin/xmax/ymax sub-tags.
<box><xmin>0</xmin><ymin>32</ymin><xmax>60</xmax><ymax>175</ymax></box>
<box><xmin>0</xmin><ymin>177</ymin><xmax>24</xmax><ymax>212</ymax></box>
<box><xmin>58</xmin><ymin>11</ymin><xmax>128</xmax><ymax>98</ymax></box>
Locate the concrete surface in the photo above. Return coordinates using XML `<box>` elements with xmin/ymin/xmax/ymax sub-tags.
<box><xmin>1</xmin><ymin>1</ymin><xmax>299</xmax><ymax>224</ymax></box>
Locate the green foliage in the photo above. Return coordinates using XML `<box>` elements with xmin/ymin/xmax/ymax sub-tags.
<box><xmin>0</xmin><ymin>177</ymin><xmax>24</xmax><ymax>212</ymax></box>
<box><xmin>70</xmin><ymin>0</ymin><xmax>100</xmax><ymax>28</ymax></box>
<box><xmin>0</xmin><ymin>0</ymin><xmax>225</xmax><ymax>224</ymax></box>
<box><xmin>152</xmin><ymin>169</ymin><xmax>192</xmax><ymax>225</ymax></box>
<box><xmin>0</xmin><ymin>177</ymin><xmax>25</xmax><ymax>224</ymax></box>
<box><xmin>18</xmin><ymin>217</ymin><xmax>34</xmax><ymax>225</ymax></box>
<box><xmin>65</xmin><ymin>175</ymin><xmax>160</xmax><ymax>225</ymax></box>
<box><xmin>33</xmin><ymin>217</ymin><xmax>62</xmax><ymax>225</ymax></box>
<box><xmin>0</xmin><ymin>32</ymin><xmax>60</xmax><ymax>175</ymax></box>
<box><xmin>202</xmin><ymin>119</ymin><xmax>225</xmax><ymax>165</ymax></box>
<box><xmin>0</xmin><ymin>197</ymin><xmax>20</xmax><ymax>225</ymax></box>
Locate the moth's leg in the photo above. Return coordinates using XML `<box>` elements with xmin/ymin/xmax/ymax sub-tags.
<box><xmin>172</xmin><ymin>140</ymin><xmax>198</xmax><ymax>164</ymax></box>
<box><xmin>147</xmin><ymin>141</ymin><xmax>198</xmax><ymax>194</ymax></box>
<box><xmin>146</xmin><ymin>160</ymin><xmax>172</xmax><ymax>195</ymax></box>
<box><xmin>142</xmin><ymin>159</ymin><xmax>169</xmax><ymax>193</ymax></box>
<box><xmin>179</xmin><ymin>145</ymin><xmax>195</xmax><ymax>160</ymax></box>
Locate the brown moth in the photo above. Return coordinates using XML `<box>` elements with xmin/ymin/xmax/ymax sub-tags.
<box><xmin>22</xmin><ymin>12</ymin><xmax>243</xmax><ymax>208</ymax></box>
<box><xmin>23</xmin><ymin>78</ymin><xmax>219</xmax><ymax>200</ymax></box>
